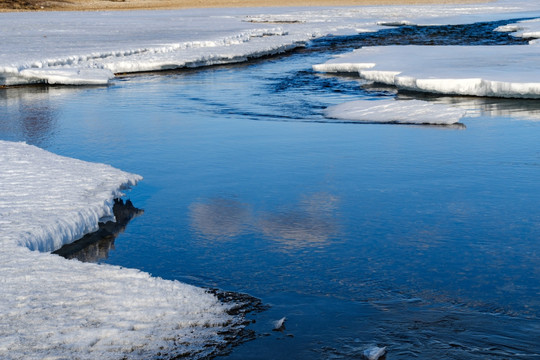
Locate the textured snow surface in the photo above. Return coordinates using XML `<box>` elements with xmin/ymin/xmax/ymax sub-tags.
<box><xmin>0</xmin><ymin>141</ymin><xmax>142</xmax><ymax>252</ymax></box>
<box><xmin>0</xmin><ymin>141</ymin><xmax>239</xmax><ymax>360</ymax></box>
<box><xmin>1</xmin><ymin>0</ymin><xmax>540</xmax><ymax>85</ymax></box>
<box><xmin>324</xmin><ymin>99</ymin><xmax>465</xmax><ymax>125</ymax></box>
<box><xmin>314</xmin><ymin>44</ymin><xmax>540</xmax><ymax>98</ymax></box>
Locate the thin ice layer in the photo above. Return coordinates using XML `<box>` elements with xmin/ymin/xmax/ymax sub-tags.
<box><xmin>324</xmin><ymin>99</ymin><xmax>465</xmax><ymax>125</ymax></box>
<box><xmin>314</xmin><ymin>44</ymin><xmax>540</xmax><ymax>98</ymax></box>
<box><xmin>0</xmin><ymin>141</ymin><xmax>239</xmax><ymax>360</ymax></box>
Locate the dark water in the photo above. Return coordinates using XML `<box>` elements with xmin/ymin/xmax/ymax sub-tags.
<box><xmin>1</xmin><ymin>20</ymin><xmax>540</xmax><ymax>359</ymax></box>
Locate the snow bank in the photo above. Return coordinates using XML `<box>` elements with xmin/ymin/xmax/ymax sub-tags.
<box><xmin>324</xmin><ymin>99</ymin><xmax>465</xmax><ymax>125</ymax></box>
<box><xmin>1</xmin><ymin>1</ymin><xmax>540</xmax><ymax>85</ymax></box>
<box><xmin>0</xmin><ymin>140</ymin><xmax>241</xmax><ymax>360</ymax></box>
<box><xmin>314</xmin><ymin>44</ymin><xmax>540</xmax><ymax>98</ymax></box>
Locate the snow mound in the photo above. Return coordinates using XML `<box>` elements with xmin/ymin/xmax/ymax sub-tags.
<box><xmin>324</xmin><ymin>99</ymin><xmax>465</xmax><ymax>125</ymax></box>
<box><xmin>0</xmin><ymin>140</ymin><xmax>241</xmax><ymax>359</ymax></box>
<box><xmin>314</xmin><ymin>44</ymin><xmax>540</xmax><ymax>99</ymax></box>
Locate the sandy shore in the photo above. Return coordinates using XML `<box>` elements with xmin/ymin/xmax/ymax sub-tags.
<box><xmin>1</xmin><ymin>0</ymin><xmax>491</xmax><ymax>12</ymax></box>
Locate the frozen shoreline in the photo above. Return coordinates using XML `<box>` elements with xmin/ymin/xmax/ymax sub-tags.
<box><xmin>0</xmin><ymin>141</ymin><xmax>243</xmax><ymax>360</ymax></box>
<box><xmin>0</xmin><ymin>0</ymin><xmax>493</xmax><ymax>13</ymax></box>
<box><xmin>1</xmin><ymin>0</ymin><xmax>540</xmax><ymax>87</ymax></box>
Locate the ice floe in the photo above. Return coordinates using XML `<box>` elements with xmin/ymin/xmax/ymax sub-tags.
<box><xmin>314</xmin><ymin>44</ymin><xmax>540</xmax><ymax>98</ymax></box>
<box><xmin>324</xmin><ymin>99</ymin><xmax>466</xmax><ymax>125</ymax></box>
<box><xmin>0</xmin><ymin>140</ymin><xmax>241</xmax><ymax>359</ymax></box>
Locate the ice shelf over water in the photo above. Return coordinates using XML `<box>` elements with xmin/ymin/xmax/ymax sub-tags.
<box><xmin>1</xmin><ymin>0</ymin><xmax>540</xmax><ymax>86</ymax></box>
<box><xmin>496</xmin><ymin>17</ymin><xmax>540</xmax><ymax>40</ymax></box>
<box><xmin>0</xmin><ymin>141</ymin><xmax>241</xmax><ymax>360</ymax></box>
<box><xmin>324</xmin><ymin>99</ymin><xmax>466</xmax><ymax>125</ymax></box>
<box><xmin>314</xmin><ymin>43</ymin><xmax>540</xmax><ymax>98</ymax></box>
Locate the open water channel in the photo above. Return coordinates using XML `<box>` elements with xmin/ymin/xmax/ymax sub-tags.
<box><xmin>1</xmin><ymin>19</ymin><xmax>540</xmax><ymax>359</ymax></box>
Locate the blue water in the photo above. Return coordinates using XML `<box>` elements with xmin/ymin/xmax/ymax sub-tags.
<box><xmin>1</xmin><ymin>20</ymin><xmax>540</xmax><ymax>359</ymax></box>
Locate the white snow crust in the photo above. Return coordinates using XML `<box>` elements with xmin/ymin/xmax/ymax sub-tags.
<box><xmin>1</xmin><ymin>0</ymin><xmax>540</xmax><ymax>86</ymax></box>
<box><xmin>324</xmin><ymin>99</ymin><xmax>466</xmax><ymax>125</ymax></box>
<box><xmin>0</xmin><ymin>141</ymin><xmax>239</xmax><ymax>360</ymax></box>
<box><xmin>314</xmin><ymin>44</ymin><xmax>540</xmax><ymax>98</ymax></box>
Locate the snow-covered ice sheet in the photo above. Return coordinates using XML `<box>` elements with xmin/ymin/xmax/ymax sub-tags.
<box><xmin>324</xmin><ymin>99</ymin><xmax>466</xmax><ymax>125</ymax></box>
<box><xmin>314</xmin><ymin>44</ymin><xmax>540</xmax><ymax>98</ymax></box>
<box><xmin>0</xmin><ymin>140</ymin><xmax>241</xmax><ymax>359</ymax></box>
<box><xmin>496</xmin><ymin>17</ymin><xmax>540</xmax><ymax>40</ymax></box>
<box><xmin>1</xmin><ymin>0</ymin><xmax>540</xmax><ymax>85</ymax></box>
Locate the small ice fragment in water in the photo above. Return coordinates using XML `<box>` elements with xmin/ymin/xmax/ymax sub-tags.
<box><xmin>362</xmin><ymin>346</ymin><xmax>387</xmax><ymax>360</ymax></box>
<box><xmin>273</xmin><ymin>317</ymin><xmax>286</xmax><ymax>331</ymax></box>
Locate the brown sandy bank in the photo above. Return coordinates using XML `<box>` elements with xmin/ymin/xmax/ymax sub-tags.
<box><xmin>0</xmin><ymin>0</ymin><xmax>492</xmax><ymax>12</ymax></box>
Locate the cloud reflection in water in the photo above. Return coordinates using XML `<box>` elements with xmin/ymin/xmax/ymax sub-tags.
<box><xmin>189</xmin><ymin>198</ymin><xmax>254</xmax><ymax>241</ymax></box>
<box><xmin>189</xmin><ymin>192</ymin><xmax>340</xmax><ymax>249</ymax></box>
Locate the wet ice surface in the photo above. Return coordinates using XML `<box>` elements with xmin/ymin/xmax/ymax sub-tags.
<box><xmin>2</xmin><ymin>17</ymin><xmax>540</xmax><ymax>360</ymax></box>
<box><xmin>323</xmin><ymin>99</ymin><xmax>466</xmax><ymax>124</ymax></box>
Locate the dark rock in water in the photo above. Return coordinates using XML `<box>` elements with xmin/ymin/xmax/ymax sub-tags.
<box><xmin>206</xmin><ymin>289</ymin><xmax>269</xmax><ymax>357</ymax></box>
<box><xmin>52</xmin><ymin>198</ymin><xmax>143</xmax><ymax>262</ymax></box>
<box><xmin>209</xmin><ymin>288</ymin><xmax>269</xmax><ymax>317</ymax></box>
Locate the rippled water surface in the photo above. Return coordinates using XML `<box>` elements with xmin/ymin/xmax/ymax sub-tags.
<box><xmin>1</xmin><ymin>20</ymin><xmax>540</xmax><ymax>359</ymax></box>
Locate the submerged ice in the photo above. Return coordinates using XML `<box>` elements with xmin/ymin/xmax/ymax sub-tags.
<box><xmin>324</xmin><ymin>99</ymin><xmax>466</xmax><ymax>125</ymax></box>
<box><xmin>0</xmin><ymin>141</ymin><xmax>241</xmax><ymax>360</ymax></box>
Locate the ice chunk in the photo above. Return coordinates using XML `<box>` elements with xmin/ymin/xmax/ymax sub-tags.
<box><xmin>0</xmin><ymin>141</ymin><xmax>241</xmax><ymax>359</ymax></box>
<box><xmin>363</xmin><ymin>346</ymin><xmax>387</xmax><ymax>360</ymax></box>
<box><xmin>324</xmin><ymin>99</ymin><xmax>465</xmax><ymax>125</ymax></box>
<box><xmin>314</xmin><ymin>44</ymin><xmax>540</xmax><ymax>99</ymax></box>
<box><xmin>273</xmin><ymin>317</ymin><xmax>287</xmax><ymax>331</ymax></box>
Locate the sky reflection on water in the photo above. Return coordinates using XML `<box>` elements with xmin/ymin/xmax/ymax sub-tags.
<box><xmin>190</xmin><ymin>192</ymin><xmax>340</xmax><ymax>249</ymax></box>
